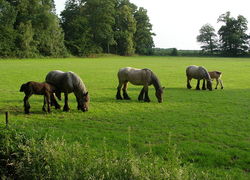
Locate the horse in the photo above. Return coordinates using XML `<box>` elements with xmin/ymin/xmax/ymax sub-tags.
<box><xmin>186</xmin><ymin>65</ymin><xmax>212</xmax><ymax>91</ymax></box>
<box><xmin>19</xmin><ymin>81</ymin><xmax>61</xmax><ymax>114</ymax></box>
<box><xmin>45</xmin><ymin>70</ymin><xmax>89</xmax><ymax>112</ymax></box>
<box><xmin>209</xmin><ymin>71</ymin><xmax>224</xmax><ymax>89</ymax></box>
<box><xmin>116</xmin><ymin>67</ymin><xmax>165</xmax><ymax>103</ymax></box>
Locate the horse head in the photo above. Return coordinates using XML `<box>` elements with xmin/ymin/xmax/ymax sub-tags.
<box><xmin>77</xmin><ymin>92</ymin><xmax>90</xmax><ymax>112</ymax></box>
<box><xmin>206</xmin><ymin>79</ymin><xmax>213</xmax><ymax>91</ymax></box>
<box><xmin>155</xmin><ymin>87</ymin><xmax>165</xmax><ymax>103</ymax></box>
<box><xmin>19</xmin><ymin>83</ymin><xmax>27</xmax><ymax>92</ymax></box>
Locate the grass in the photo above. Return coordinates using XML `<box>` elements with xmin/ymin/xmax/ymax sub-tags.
<box><xmin>0</xmin><ymin>56</ymin><xmax>250</xmax><ymax>178</ymax></box>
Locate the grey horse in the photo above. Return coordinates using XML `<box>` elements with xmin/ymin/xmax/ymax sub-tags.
<box><xmin>116</xmin><ymin>67</ymin><xmax>165</xmax><ymax>103</ymax></box>
<box><xmin>45</xmin><ymin>70</ymin><xmax>89</xmax><ymax>112</ymax></box>
<box><xmin>186</xmin><ymin>65</ymin><xmax>212</xmax><ymax>91</ymax></box>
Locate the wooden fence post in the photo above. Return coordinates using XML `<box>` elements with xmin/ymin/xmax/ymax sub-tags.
<box><xmin>5</xmin><ymin>111</ymin><xmax>9</xmax><ymax>129</ymax></box>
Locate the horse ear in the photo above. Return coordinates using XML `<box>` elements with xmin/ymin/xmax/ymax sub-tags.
<box><xmin>85</xmin><ymin>92</ymin><xmax>88</xmax><ymax>96</ymax></box>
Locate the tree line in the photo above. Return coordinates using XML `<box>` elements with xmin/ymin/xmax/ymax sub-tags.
<box><xmin>0</xmin><ymin>0</ymin><xmax>154</xmax><ymax>58</ymax></box>
<box><xmin>197</xmin><ymin>11</ymin><xmax>250</xmax><ymax>57</ymax></box>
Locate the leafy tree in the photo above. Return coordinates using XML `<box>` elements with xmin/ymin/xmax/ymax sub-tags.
<box><xmin>0</xmin><ymin>0</ymin><xmax>17</xmax><ymax>57</ymax></box>
<box><xmin>170</xmin><ymin>48</ymin><xmax>178</xmax><ymax>56</ymax></box>
<box><xmin>85</xmin><ymin>0</ymin><xmax>116</xmax><ymax>53</ymax></box>
<box><xmin>218</xmin><ymin>11</ymin><xmax>249</xmax><ymax>56</ymax></box>
<box><xmin>134</xmin><ymin>7</ymin><xmax>155</xmax><ymax>55</ymax></box>
<box><xmin>0</xmin><ymin>0</ymin><xmax>67</xmax><ymax>58</ymax></box>
<box><xmin>113</xmin><ymin>1</ymin><xmax>136</xmax><ymax>55</ymax></box>
<box><xmin>197</xmin><ymin>24</ymin><xmax>218</xmax><ymax>54</ymax></box>
<box><xmin>61</xmin><ymin>0</ymin><xmax>92</xmax><ymax>56</ymax></box>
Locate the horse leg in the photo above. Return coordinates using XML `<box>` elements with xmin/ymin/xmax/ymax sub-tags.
<box><xmin>51</xmin><ymin>93</ymin><xmax>61</xmax><ymax>109</ymax></box>
<box><xmin>143</xmin><ymin>85</ymin><xmax>150</xmax><ymax>102</ymax></box>
<box><xmin>45</xmin><ymin>92</ymin><xmax>51</xmax><ymax>113</ymax></box>
<box><xmin>23</xmin><ymin>94</ymin><xmax>31</xmax><ymax>114</ymax></box>
<box><xmin>220</xmin><ymin>79</ymin><xmax>224</xmax><ymax>89</ymax></box>
<box><xmin>122</xmin><ymin>81</ymin><xmax>131</xmax><ymax>100</ymax></box>
<box><xmin>196</xmin><ymin>80</ymin><xmax>200</xmax><ymax>90</ymax></box>
<box><xmin>215</xmin><ymin>79</ymin><xmax>219</xmax><ymax>89</ymax></box>
<box><xmin>63</xmin><ymin>93</ymin><xmax>70</xmax><ymax>112</ymax></box>
<box><xmin>116</xmin><ymin>82</ymin><xmax>123</xmax><ymax>100</ymax></box>
<box><xmin>202</xmin><ymin>79</ymin><xmax>206</xmax><ymax>90</ymax></box>
<box><xmin>42</xmin><ymin>96</ymin><xmax>46</xmax><ymax>112</ymax></box>
<box><xmin>138</xmin><ymin>87</ymin><xmax>144</xmax><ymax>101</ymax></box>
<box><xmin>187</xmin><ymin>77</ymin><xmax>192</xmax><ymax>89</ymax></box>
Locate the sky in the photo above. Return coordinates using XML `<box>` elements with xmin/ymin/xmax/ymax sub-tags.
<box><xmin>54</xmin><ymin>0</ymin><xmax>250</xmax><ymax>50</ymax></box>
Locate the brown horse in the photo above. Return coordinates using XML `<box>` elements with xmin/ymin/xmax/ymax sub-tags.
<box><xmin>116</xmin><ymin>67</ymin><xmax>165</xmax><ymax>103</ymax></box>
<box><xmin>209</xmin><ymin>71</ymin><xmax>224</xmax><ymax>89</ymax></box>
<box><xmin>20</xmin><ymin>81</ymin><xmax>60</xmax><ymax>114</ymax></box>
<box><xmin>186</xmin><ymin>65</ymin><xmax>212</xmax><ymax>91</ymax></box>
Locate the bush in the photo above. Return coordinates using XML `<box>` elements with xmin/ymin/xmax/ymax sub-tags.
<box><xmin>0</xmin><ymin>128</ymin><xmax>246</xmax><ymax>179</ymax></box>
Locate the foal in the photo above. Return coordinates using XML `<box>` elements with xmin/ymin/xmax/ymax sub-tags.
<box><xmin>19</xmin><ymin>81</ymin><xmax>60</xmax><ymax>114</ymax></box>
<box><xmin>208</xmin><ymin>71</ymin><xmax>224</xmax><ymax>89</ymax></box>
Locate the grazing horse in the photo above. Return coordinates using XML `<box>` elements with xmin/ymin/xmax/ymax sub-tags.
<box><xmin>19</xmin><ymin>81</ymin><xmax>61</xmax><ymax>114</ymax></box>
<box><xmin>45</xmin><ymin>70</ymin><xmax>89</xmax><ymax>112</ymax></box>
<box><xmin>209</xmin><ymin>71</ymin><xmax>224</xmax><ymax>89</ymax></box>
<box><xmin>186</xmin><ymin>65</ymin><xmax>212</xmax><ymax>91</ymax></box>
<box><xmin>116</xmin><ymin>67</ymin><xmax>165</xmax><ymax>103</ymax></box>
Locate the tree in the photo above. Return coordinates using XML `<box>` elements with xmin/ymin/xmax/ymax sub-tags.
<box><xmin>85</xmin><ymin>0</ymin><xmax>116</xmax><ymax>53</ymax></box>
<box><xmin>0</xmin><ymin>0</ymin><xmax>67</xmax><ymax>58</ymax></box>
<box><xmin>134</xmin><ymin>7</ymin><xmax>155</xmax><ymax>55</ymax></box>
<box><xmin>0</xmin><ymin>0</ymin><xmax>17</xmax><ymax>57</ymax></box>
<box><xmin>197</xmin><ymin>24</ymin><xmax>218</xmax><ymax>54</ymax></box>
<box><xmin>113</xmin><ymin>1</ymin><xmax>136</xmax><ymax>55</ymax></box>
<box><xmin>218</xmin><ymin>11</ymin><xmax>249</xmax><ymax>56</ymax></box>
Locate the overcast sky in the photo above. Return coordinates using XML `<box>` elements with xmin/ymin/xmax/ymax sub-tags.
<box><xmin>54</xmin><ymin>0</ymin><xmax>250</xmax><ymax>50</ymax></box>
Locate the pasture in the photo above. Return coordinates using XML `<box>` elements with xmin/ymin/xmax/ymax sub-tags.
<box><xmin>0</xmin><ymin>56</ymin><xmax>250</xmax><ymax>179</ymax></box>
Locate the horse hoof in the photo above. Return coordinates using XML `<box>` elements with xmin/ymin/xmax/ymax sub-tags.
<box><xmin>144</xmin><ymin>99</ymin><xmax>150</xmax><ymax>102</ymax></box>
<box><xmin>63</xmin><ymin>106</ymin><xmax>70</xmax><ymax>112</ymax></box>
<box><xmin>221</xmin><ymin>87</ymin><xmax>223</xmax><ymax>89</ymax></box>
<box><xmin>202</xmin><ymin>88</ymin><xmax>206</xmax><ymax>90</ymax></box>
<box><xmin>116</xmin><ymin>95</ymin><xmax>123</xmax><ymax>100</ymax></box>
<box><xmin>124</xmin><ymin>97</ymin><xmax>131</xmax><ymax>100</ymax></box>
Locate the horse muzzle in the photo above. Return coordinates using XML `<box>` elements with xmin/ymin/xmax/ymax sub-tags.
<box><xmin>81</xmin><ymin>107</ymin><xmax>88</xmax><ymax>112</ymax></box>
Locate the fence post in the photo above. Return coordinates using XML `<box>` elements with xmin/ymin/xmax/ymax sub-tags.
<box><xmin>5</xmin><ymin>111</ymin><xmax>9</xmax><ymax>129</ymax></box>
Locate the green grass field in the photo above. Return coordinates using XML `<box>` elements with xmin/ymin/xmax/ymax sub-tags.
<box><xmin>0</xmin><ymin>56</ymin><xmax>250</xmax><ymax>179</ymax></box>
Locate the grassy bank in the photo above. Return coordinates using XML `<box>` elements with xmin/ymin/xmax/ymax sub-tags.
<box><xmin>0</xmin><ymin>56</ymin><xmax>250</xmax><ymax>178</ymax></box>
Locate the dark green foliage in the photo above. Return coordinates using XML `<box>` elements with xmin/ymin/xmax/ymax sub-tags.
<box><xmin>0</xmin><ymin>0</ymin><xmax>67</xmax><ymax>58</ymax></box>
<box><xmin>113</xmin><ymin>2</ymin><xmax>136</xmax><ymax>55</ymax></box>
<box><xmin>170</xmin><ymin>48</ymin><xmax>178</xmax><ymax>56</ymax></box>
<box><xmin>197</xmin><ymin>24</ymin><xmax>218</xmax><ymax>54</ymax></box>
<box><xmin>197</xmin><ymin>12</ymin><xmax>250</xmax><ymax>57</ymax></box>
<box><xmin>0</xmin><ymin>0</ymin><xmax>17</xmax><ymax>57</ymax></box>
<box><xmin>61</xmin><ymin>0</ymin><xmax>154</xmax><ymax>56</ymax></box>
<box><xmin>134</xmin><ymin>7</ymin><xmax>155</xmax><ymax>55</ymax></box>
<box><xmin>218</xmin><ymin>12</ymin><xmax>249</xmax><ymax>56</ymax></box>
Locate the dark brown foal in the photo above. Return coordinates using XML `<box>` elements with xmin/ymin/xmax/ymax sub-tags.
<box><xmin>19</xmin><ymin>81</ymin><xmax>60</xmax><ymax>114</ymax></box>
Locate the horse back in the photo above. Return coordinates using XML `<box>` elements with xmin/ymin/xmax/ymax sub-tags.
<box><xmin>186</xmin><ymin>65</ymin><xmax>210</xmax><ymax>80</ymax></box>
<box><xmin>118</xmin><ymin>67</ymin><xmax>152</xmax><ymax>85</ymax></box>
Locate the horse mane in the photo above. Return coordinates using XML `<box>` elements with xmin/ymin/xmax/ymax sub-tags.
<box><xmin>69</xmin><ymin>72</ymin><xmax>88</xmax><ymax>94</ymax></box>
<box><xmin>199</xmin><ymin>66</ymin><xmax>211</xmax><ymax>80</ymax></box>
<box><xmin>148</xmin><ymin>70</ymin><xmax>161</xmax><ymax>90</ymax></box>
